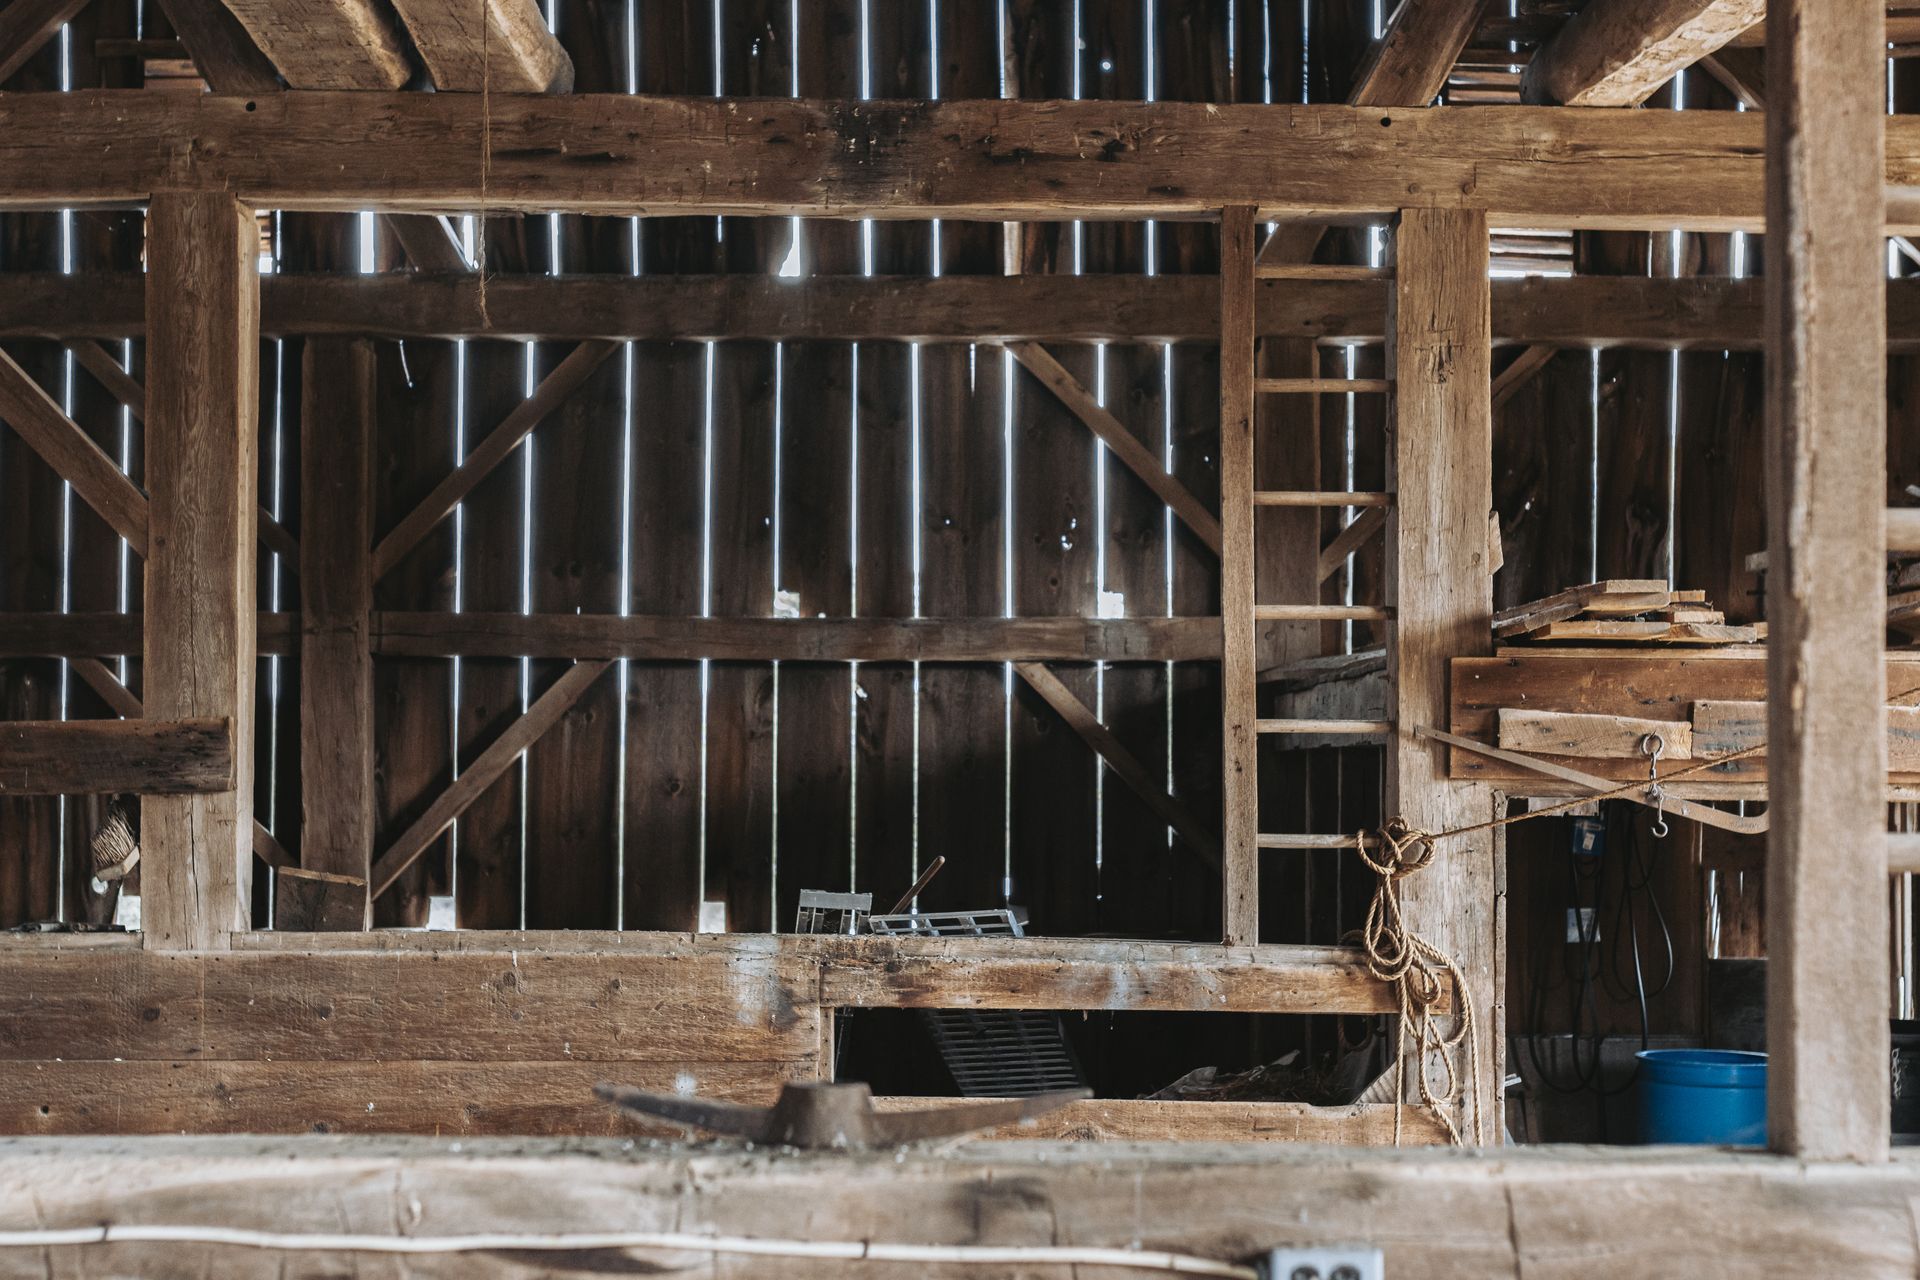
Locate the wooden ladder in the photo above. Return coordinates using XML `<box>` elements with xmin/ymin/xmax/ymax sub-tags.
<box><xmin>1218</xmin><ymin>207</ymin><xmax>1396</xmax><ymax>945</ymax></box>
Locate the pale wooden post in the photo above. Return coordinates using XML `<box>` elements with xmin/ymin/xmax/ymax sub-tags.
<box><xmin>1386</xmin><ymin>207</ymin><xmax>1502</xmax><ymax>1141</ymax></box>
<box><xmin>1763</xmin><ymin>0</ymin><xmax>1889</xmax><ymax>1161</ymax></box>
<box><xmin>298</xmin><ymin>337</ymin><xmax>377</xmax><ymax>927</ymax></box>
<box><xmin>141</xmin><ymin>192</ymin><xmax>260</xmax><ymax>951</ymax></box>
<box><xmin>1219</xmin><ymin>204</ymin><xmax>1259</xmax><ymax>945</ymax></box>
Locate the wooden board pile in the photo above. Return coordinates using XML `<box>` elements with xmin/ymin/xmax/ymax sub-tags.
<box><xmin>1493</xmin><ymin>579</ymin><xmax>1762</xmax><ymax>646</ymax></box>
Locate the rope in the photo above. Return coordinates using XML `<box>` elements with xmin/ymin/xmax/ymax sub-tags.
<box><xmin>1352</xmin><ymin>819</ymin><xmax>1482</xmax><ymax>1146</ymax></box>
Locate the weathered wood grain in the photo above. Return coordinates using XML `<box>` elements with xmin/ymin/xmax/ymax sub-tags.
<box><xmin>1498</xmin><ymin>708</ymin><xmax>1693</xmax><ymax>760</ymax></box>
<box><xmin>1523</xmin><ymin>0</ymin><xmax>1764</xmax><ymax>106</ymax></box>
<box><xmin>0</xmin><ymin>718</ymin><xmax>232</xmax><ymax>794</ymax></box>
<box><xmin>140</xmin><ymin>191</ymin><xmax>258</xmax><ymax>952</ymax></box>
<box><xmin>387</xmin><ymin>0</ymin><xmax>571</xmax><ymax>92</ymax></box>
<box><xmin>867</xmin><ymin>1097</ymin><xmax>1448</xmax><ymax>1145</ymax></box>
<box><xmin>6</xmin><ymin>93</ymin><xmax>1920</xmax><ymax>230</ymax></box>
<box><xmin>1388</xmin><ymin>208</ymin><xmax>1500</xmax><ymax>1142</ymax></box>
<box><xmin>1764</xmin><ymin>0</ymin><xmax>1890</xmax><ymax>1160</ymax></box>
<box><xmin>216</xmin><ymin>0</ymin><xmax>411</xmax><ymax>89</ymax></box>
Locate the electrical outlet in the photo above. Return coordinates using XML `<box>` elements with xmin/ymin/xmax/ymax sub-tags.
<box><xmin>1262</xmin><ymin>1246</ymin><xmax>1384</xmax><ymax>1280</ymax></box>
<box><xmin>1567</xmin><ymin>907</ymin><xmax>1597</xmax><ymax>943</ymax></box>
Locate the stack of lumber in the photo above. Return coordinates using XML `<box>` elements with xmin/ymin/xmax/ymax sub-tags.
<box><xmin>1493</xmin><ymin>580</ymin><xmax>1761</xmax><ymax>646</ymax></box>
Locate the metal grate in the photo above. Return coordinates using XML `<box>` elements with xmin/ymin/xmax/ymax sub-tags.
<box><xmin>866</xmin><ymin>908</ymin><xmax>1026</xmax><ymax>938</ymax></box>
<box><xmin>793</xmin><ymin>890</ymin><xmax>872</xmax><ymax>936</ymax></box>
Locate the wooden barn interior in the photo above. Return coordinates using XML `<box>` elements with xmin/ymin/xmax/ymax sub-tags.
<box><xmin>4</xmin><ymin>0</ymin><xmax>1920</xmax><ymax>1274</ymax></box>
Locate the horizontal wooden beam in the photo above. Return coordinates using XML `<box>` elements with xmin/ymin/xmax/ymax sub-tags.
<box><xmin>5</xmin><ymin>93</ymin><xmax>1919</xmax><ymax>230</ymax></box>
<box><xmin>0</xmin><ymin>611</ymin><xmax>1220</xmax><ymax>663</ymax></box>
<box><xmin>12</xmin><ymin>272</ymin><xmax>1920</xmax><ymax>351</ymax></box>
<box><xmin>867</xmin><ymin>1097</ymin><xmax>1447</xmax><ymax>1145</ymax></box>
<box><xmin>0</xmin><ymin>717</ymin><xmax>233</xmax><ymax>794</ymax></box>
<box><xmin>0</xmin><ymin>611</ymin><xmax>297</xmax><ymax>657</ymax></box>
<box><xmin>371</xmin><ymin>613</ymin><xmax>1224</xmax><ymax>663</ymax></box>
<box><xmin>4</xmin><ymin>1131</ymin><xmax>1920</xmax><ymax>1269</ymax></box>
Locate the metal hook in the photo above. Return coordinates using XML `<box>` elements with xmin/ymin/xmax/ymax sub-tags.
<box><xmin>1641</xmin><ymin>733</ymin><xmax>1669</xmax><ymax>838</ymax></box>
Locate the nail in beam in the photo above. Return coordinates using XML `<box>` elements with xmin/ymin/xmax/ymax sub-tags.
<box><xmin>141</xmin><ymin>192</ymin><xmax>260</xmax><ymax>953</ymax></box>
<box><xmin>1763</xmin><ymin>0</ymin><xmax>1890</xmax><ymax>1161</ymax></box>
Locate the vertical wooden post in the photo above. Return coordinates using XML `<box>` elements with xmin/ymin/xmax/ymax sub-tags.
<box><xmin>141</xmin><ymin>191</ymin><xmax>260</xmax><ymax>951</ymax></box>
<box><xmin>1219</xmin><ymin>204</ymin><xmax>1259</xmax><ymax>945</ymax></box>
<box><xmin>1764</xmin><ymin>0</ymin><xmax>1888</xmax><ymax>1161</ymax></box>
<box><xmin>299</xmin><ymin>337</ymin><xmax>376</xmax><ymax>926</ymax></box>
<box><xmin>1386</xmin><ymin>207</ymin><xmax>1501</xmax><ymax>1142</ymax></box>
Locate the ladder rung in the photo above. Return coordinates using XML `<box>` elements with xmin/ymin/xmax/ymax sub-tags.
<box><xmin>1253</xmin><ymin>264</ymin><xmax>1391</xmax><ymax>281</ymax></box>
<box><xmin>1257</xmin><ymin>718</ymin><xmax>1391</xmax><ymax>735</ymax></box>
<box><xmin>1255</xmin><ymin>378</ymin><xmax>1393</xmax><ymax>395</ymax></box>
<box><xmin>1254</xmin><ymin>604</ymin><xmax>1392</xmax><ymax>622</ymax></box>
<box><xmin>1257</xmin><ymin>833</ymin><xmax>1367</xmax><ymax>849</ymax></box>
<box><xmin>1253</xmin><ymin>490</ymin><xmax>1392</xmax><ymax>508</ymax></box>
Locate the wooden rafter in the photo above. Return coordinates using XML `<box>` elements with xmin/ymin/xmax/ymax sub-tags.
<box><xmin>8</xmin><ymin>94</ymin><xmax>1920</xmax><ymax>231</ymax></box>
<box><xmin>371</xmin><ymin>340</ymin><xmax>619</xmax><ymax>580</ymax></box>
<box><xmin>1006</xmin><ymin>342</ymin><xmax>1221</xmax><ymax>554</ymax></box>
<box><xmin>387</xmin><ymin>0</ymin><xmax>572</xmax><ymax>92</ymax></box>
<box><xmin>216</xmin><ymin>0</ymin><xmax>411</xmax><ymax>89</ymax></box>
<box><xmin>1012</xmin><ymin>662</ymin><xmax>1221</xmax><ymax>873</ymax></box>
<box><xmin>0</xmin><ymin>0</ymin><xmax>91</xmax><ymax>84</ymax></box>
<box><xmin>1523</xmin><ymin>0</ymin><xmax>1764</xmax><ymax>107</ymax></box>
<box><xmin>369</xmin><ymin>660</ymin><xmax>613</xmax><ymax>899</ymax></box>
<box><xmin>152</xmin><ymin>0</ymin><xmax>282</xmax><ymax>92</ymax></box>
<box><xmin>0</xmin><ymin>346</ymin><xmax>149</xmax><ymax>553</ymax></box>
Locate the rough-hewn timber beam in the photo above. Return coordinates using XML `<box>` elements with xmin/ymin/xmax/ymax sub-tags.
<box><xmin>1348</xmin><ymin>0</ymin><xmax>1485</xmax><ymax>108</ymax></box>
<box><xmin>215</xmin><ymin>0</ymin><xmax>411</xmax><ymax>89</ymax></box>
<box><xmin>0</xmin><ymin>717</ymin><xmax>233</xmax><ymax>795</ymax></box>
<box><xmin>1763</xmin><ymin>0</ymin><xmax>1889</xmax><ymax>1162</ymax></box>
<box><xmin>387</xmin><ymin>0</ymin><xmax>572</xmax><ymax>92</ymax></box>
<box><xmin>0</xmin><ymin>346</ymin><xmax>150</xmax><ymax>553</ymax></box>
<box><xmin>13</xmin><ymin>272</ymin><xmax>1920</xmax><ymax>350</ymax></box>
<box><xmin>1523</xmin><ymin>0</ymin><xmax>1764</xmax><ymax>107</ymax></box>
<box><xmin>6</xmin><ymin>93</ymin><xmax>1920</xmax><ymax>231</ymax></box>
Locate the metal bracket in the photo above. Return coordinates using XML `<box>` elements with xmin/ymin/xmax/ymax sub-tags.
<box><xmin>1415</xmin><ymin>725</ymin><xmax>1768</xmax><ymax>836</ymax></box>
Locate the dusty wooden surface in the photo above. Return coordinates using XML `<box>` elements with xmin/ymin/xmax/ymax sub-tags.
<box><xmin>0</xmin><ymin>1137</ymin><xmax>1917</xmax><ymax>1278</ymax></box>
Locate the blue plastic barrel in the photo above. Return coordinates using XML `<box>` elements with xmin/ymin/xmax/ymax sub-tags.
<box><xmin>1635</xmin><ymin>1049</ymin><xmax>1767</xmax><ymax>1146</ymax></box>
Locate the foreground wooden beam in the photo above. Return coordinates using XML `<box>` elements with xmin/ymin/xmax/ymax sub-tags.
<box><xmin>1348</xmin><ymin>0</ymin><xmax>1483</xmax><ymax>107</ymax></box>
<box><xmin>1763</xmin><ymin>0</ymin><xmax>1889</xmax><ymax>1162</ymax></box>
<box><xmin>141</xmin><ymin>192</ymin><xmax>259</xmax><ymax>954</ymax></box>
<box><xmin>1523</xmin><ymin>0</ymin><xmax>1764</xmax><ymax>106</ymax></box>
<box><xmin>1387</xmin><ymin>207</ymin><xmax>1499</xmax><ymax>1144</ymax></box>
<box><xmin>19</xmin><ymin>272</ymin><xmax>1920</xmax><ymax>350</ymax></box>
<box><xmin>298</xmin><ymin>339</ymin><xmax>376</xmax><ymax>922</ymax></box>
<box><xmin>153</xmin><ymin>0</ymin><xmax>283</xmax><ymax>94</ymax></box>
<box><xmin>0</xmin><ymin>718</ymin><xmax>232</xmax><ymax>795</ymax></box>
<box><xmin>8</xmin><ymin>93</ymin><xmax>1920</xmax><ymax>230</ymax></box>
<box><xmin>3</xmin><ymin>1134</ymin><xmax>1919</xmax><ymax>1272</ymax></box>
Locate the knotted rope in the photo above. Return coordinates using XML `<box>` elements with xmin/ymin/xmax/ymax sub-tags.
<box><xmin>1353</xmin><ymin>818</ymin><xmax>1482</xmax><ymax>1147</ymax></box>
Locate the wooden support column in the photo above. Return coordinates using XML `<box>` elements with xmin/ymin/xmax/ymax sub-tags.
<box><xmin>1386</xmin><ymin>208</ymin><xmax>1500</xmax><ymax>1143</ymax></box>
<box><xmin>1764</xmin><ymin>0</ymin><xmax>1889</xmax><ymax>1161</ymax></box>
<box><xmin>1219</xmin><ymin>205</ymin><xmax>1259</xmax><ymax>945</ymax></box>
<box><xmin>141</xmin><ymin>191</ymin><xmax>260</xmax><ymax>952</ymax></box>
<box><xmin>299</xmin><ymin>338</ymin><xmax>376</xmax><ymax>926</ymax></box>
